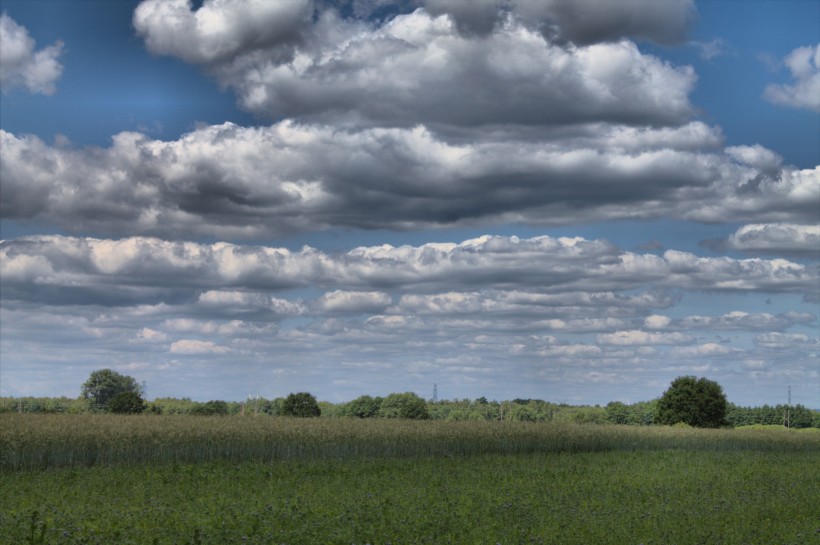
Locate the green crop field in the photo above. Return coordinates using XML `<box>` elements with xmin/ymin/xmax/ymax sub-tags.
<box><xmin>1</xmin><ymin>415</ymin><xmax>819</xmax><ymax>544</ymax></box>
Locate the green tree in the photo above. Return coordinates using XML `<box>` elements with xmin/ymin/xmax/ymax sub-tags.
<box><xmin>281</xmin><ymin>392</ymin><xmax>321</xmax><ymax>417</ymax></box>
<box><xmin>605</xmin><ymin>401</ymin><xmax>631</xmax><ymax>424</ymax></box>
<box><xmin>346</xmin><ymin>395</ymin><xmax>381</xmax><ymax>418</ymax></box>
<box><xmin>378</xmin><ymin>392</ymin><xmax>430</xmax><ymax>420</ymax></box>
<box><xmin>81</xmin><ymin>369</ymin><xmax>143</xmax><ymax>411</ymax></box>
<box><xmin>107</xmin><ymin>391</ymin><xmax>146</xmax><ymax>414</ymax></box>
<box><xmin>656</xmin><ymin>376</ymin><xmax>728</xmax><ymax>428</ymax></box>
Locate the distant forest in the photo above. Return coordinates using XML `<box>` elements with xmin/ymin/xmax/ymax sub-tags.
<box><xmin>2</xmin><ymin>395</ymin><xmax>818</xmax><ymax>429</ymax></box>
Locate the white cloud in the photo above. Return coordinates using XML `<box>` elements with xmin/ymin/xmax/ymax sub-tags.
<box><xmin>215</xmin><ymin>11</ymin><xmax>696</xmax><ymax>128</ymax></box>
<box><xmin>137</xmin><ymin>327</ymin><xmax>167</xmax><ymax>342</ymax></box>
<box><xmin>132</xmin><ymin>2</ymin><xmax>696</xmax><ymax>129</ymax></box>
<box><xmin>133</xmin><ymin>0</ymin><xmax>312</xmax><ymax>64</ymax></box>
<box><xmin>596</xmin><ymin>330</ymin><xmax>692</xmax><ymax>346</ymax></box>
<box><xmin>764</xmin><ymin>44</ymin><xmax>820</xmax><ymax>112</ymax></box>
<box><xmin>724</xmin><ymin>223</ymin><xmax>820</xmax><ymax>257</ymax></box>
<box><xmin>314</xmin><ymin>290</ymin><xmax>392</xmax><ymax>313</ymax></box>
<box><xmin>0</xmin><ymin>13</ymin><xmax>64</xmax><ymax>94</ymax></box>
<box><xmin>169</xmin><ymin>339</ymin><xmax>230</xmax><ymax>354</ymax></box>
<box><xmin>644</xmin><ymin>315</ymin><xmax>672</xmax><ymax>329</ymax></box>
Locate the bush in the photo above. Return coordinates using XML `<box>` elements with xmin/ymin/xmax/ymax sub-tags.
<box><xmin>656</xmin><ymin>376</ymin><xmax>728</xmax><ymax>428</ymax></box>
<box><xmin>107</xmin><ymin>392</ymin><xmax>146</xmax><ymax>414</ymax></box>
<box><xmin>281</xmin><ymin>392</ymin><xmax>321</xmax><ymax>418</ymax></box>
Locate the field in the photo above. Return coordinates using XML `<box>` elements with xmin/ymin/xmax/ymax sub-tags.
<box><xmin>2</xmin><ymin>415</ymin><xmax>819</xmax><ymax>544</ymax></box>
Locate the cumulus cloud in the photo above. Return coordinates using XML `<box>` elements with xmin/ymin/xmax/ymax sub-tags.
<box><xmin>133</xmin><ymin>0</ymin><xmax>312</xmax><ymax>64</ymax></box>
<box><xmin>133</xmin><ymin>1</ymin><xmax>696</xmax><ymax>129</ymax></box>
<box><xmin>0</xmin><ymin>13</ymin><xmax>64</xmax><ymax>94</ymax></box>
<box><xmin>2</xmin><ymin>122</ymin><xmax>815</xmax><ymax>239</ymax></box>
<box><xmin>722</xmin><ymin>224</ymin><xmax>820</xmax><ymax>257</ymax></box>
<box><xmin>764</xmin><ymin>44</ymin><xmax>820</xmax><ymax>112</ymax></box>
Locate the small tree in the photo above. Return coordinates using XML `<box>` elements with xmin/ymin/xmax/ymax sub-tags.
<box><xmin>107</xmin><ymin>391</ymin><xmax>146</xmax><ymax>414</ymax></box>
<box><xmin>281</xmin><ymin>392</ymin><xmax>321</xmax><ymax>417</ymax></box>
<box><xmin>81</xmin><ymin>369</ymin><xmax>143</xmax><ymax>411</ymax></box>
<box><xmin>656</xmin><ymin>376</ymin><xmax>728</xmax><ymax>428</ymax></box>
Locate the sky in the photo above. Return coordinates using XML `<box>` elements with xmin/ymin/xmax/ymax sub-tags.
<box><xmin>0</xmin><ymin>0</ymin><xmax>818</xmax><ymax>408</ymax></box>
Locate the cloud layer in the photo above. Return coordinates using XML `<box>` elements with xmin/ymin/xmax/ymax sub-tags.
<box><xmin>2</xmin><ymin>122</ymin><xmax>817</xmax><ymax>239</ymax></box>
<box><xmin>1</xmin><ymin>233</ymin><xmax>816</xmax><ymax>402</ymax></box>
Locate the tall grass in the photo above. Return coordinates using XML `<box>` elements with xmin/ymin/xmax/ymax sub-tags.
<box><xmin>2</xmin><ymin>413</ymin><xmax>818</xmax><ymax>471</ymax></box>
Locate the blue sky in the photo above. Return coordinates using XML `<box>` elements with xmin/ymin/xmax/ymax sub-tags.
<box><xmin>1</xmin><ymin>0</ymin><xmax>818</xmax><ymax>408</ymax></box>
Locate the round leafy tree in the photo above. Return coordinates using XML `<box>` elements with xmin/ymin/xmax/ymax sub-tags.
<box><xmin>378</xmin><ymin>392</ymin><xmax>430</xmax><ymax>420</ymax></box>
<box><xmin>81</xmin><ymin>369</ymin><xmax>143</xmax><ymax>411</ymax></box>
<box><xmin>107</xmin><ymin>391</ymin><xmax>146</xmax><ymax>414</ymax></box>
<box><xmin>281</xmin><ymin>392</ymin><xmax>321</xmax><ymax>417</ymax></box>
<box><xmin>656</xmin><ymin>376</ymin><xmax>728</xmax><ymax>428</ymax></box>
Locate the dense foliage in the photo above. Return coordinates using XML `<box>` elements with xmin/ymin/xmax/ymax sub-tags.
<box><xmin>378</xmin><ymin>392</ymin><xmax>430</xmax><ymax>419</ymax></box>
<box><xmin>106</xmin><ymin>391</ymin><xmax>146</xmax><ymax>414</ymax></box>
<box><xmin>2</xmin><ymin>394</ymin><xmax>819</xmax><ymax>428</ymax></box>
<box><xmin>345</xmin><ymin>394</ymin><xmax>382</xmax><ymax>418</ymax></box>
<box><xmin>189</xmin><ymin>400</ymin><xmax>229</xmax><ymax>416</ymax></box>
<box><xmin>81</xmin><ymin>369</ymin><xmax>143</xmax><ymax>411</ymax></box>
<box><xmin>656</xmin><ymin>376</ymin><xmax>729</xmax><ymax>428</ymax></box>
<box><xmin>281</xmin><ymin>392</ymin><xmax>321</xmax><ymax>417</ymax></box>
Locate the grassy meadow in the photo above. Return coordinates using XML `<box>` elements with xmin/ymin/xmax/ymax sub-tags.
<box><xmin>1</xmin><ymin>414</ymin><xmax>819</xmax><ymax>544</ymax></box>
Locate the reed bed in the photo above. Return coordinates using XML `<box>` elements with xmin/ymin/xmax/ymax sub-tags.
<box><xmin>2</xmin><ymin>413</ymin><xmax>818</xmax><ymax>471</ymax></box>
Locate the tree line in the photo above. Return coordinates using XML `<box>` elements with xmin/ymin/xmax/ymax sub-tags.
<box><xmin>2</xmin><ymin>369</ymin><xmax>818</xmax><ymax>429</ymax></box>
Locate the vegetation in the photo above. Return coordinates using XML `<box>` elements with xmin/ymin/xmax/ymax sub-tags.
<box><xmin>281</xmin><ymin>392</ymin><xmax>321</xmax><ymax>417</ymax></box>
<box><xmin>656</xmin><ymin>376</ymin><xmax>729</xmax><ymax>428</ymax></box>
<box><xmin>3</xmin><ymin>413</ymin><xmax>819</xmax><ymax>472</ymax></box>
<box><xmin>80</xmin><ymin>369</ymin><xmax>143</xmax><ymax>412</ymax></box>
<box><xmin>345</xmin><ymin>394</ymin><xmax>382</xmax><ymax>418</ymax></box>
<box><xmin>1</xmin><ymin>416</ymin><xmax>818</xmax><ymax>544</ymax></box>
<box><xmin>106</xmin><ymin>391</ymin><xmax>146</xmax><ymax>414</ymax></box>
<box><xmin>378</xmin><ymin>392</ymin><xmax>430</xmax><ymax>420</ymax></box>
